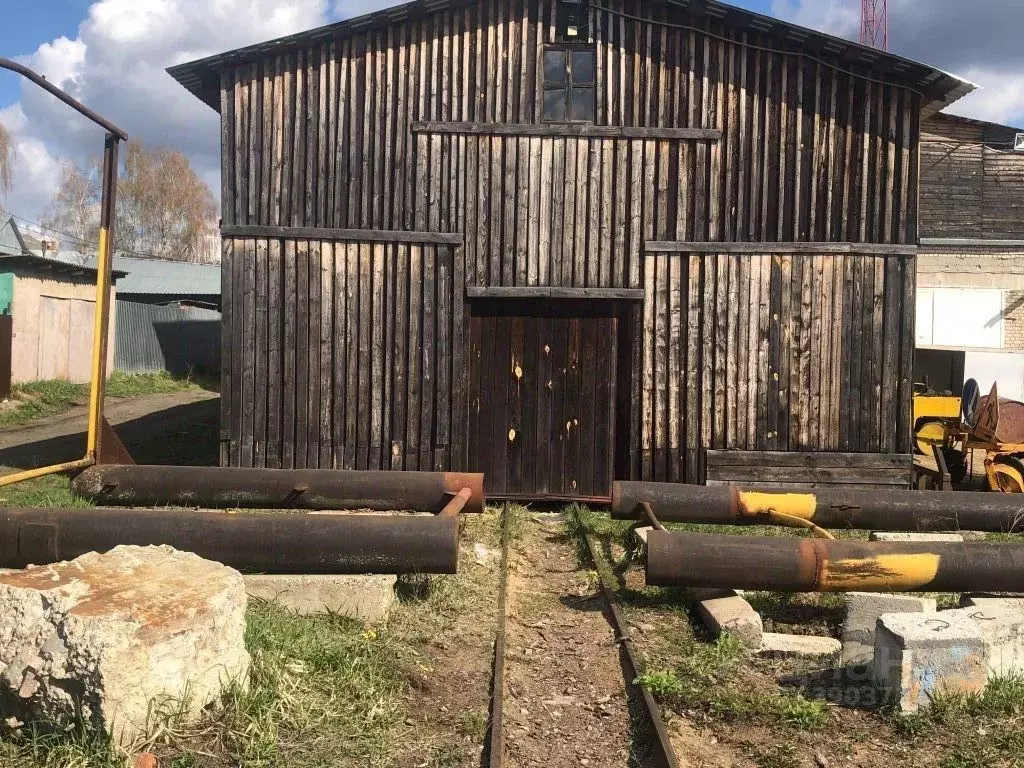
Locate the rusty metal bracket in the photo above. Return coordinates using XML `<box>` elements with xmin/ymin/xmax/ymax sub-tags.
<box><xmin>96</xmin><ymin>417</ymin><xmax>135</xmax><ymax>466</ymax></box>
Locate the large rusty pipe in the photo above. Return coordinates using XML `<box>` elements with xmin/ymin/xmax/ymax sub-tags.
<box><xmin>646</xmin><ymin>530</ymin><xmax>1024</xmax><ymax>593</ymax></box>
<box><xmin>73</xmin><ymin>465</ymin><xmax>486</xmax><ymax>514</ymax></box>
<box><xmin>613</xmin><ymin>481</ymin><xmax>1024</xmax><ymax>534</ymax></box>
<box><xmin>0</xmin><ymin>507</ymin><xmax>459</xmax><ymax>574</ymax></box>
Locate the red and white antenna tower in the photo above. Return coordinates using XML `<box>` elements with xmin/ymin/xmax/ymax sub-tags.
<box><xmin>861</xmin><ymin>0</ymin><xmax>889</xmax><ymax>51</ymax></box>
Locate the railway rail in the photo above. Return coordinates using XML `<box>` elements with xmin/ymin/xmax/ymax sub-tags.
<box><xmin>485</xmin><ymin>505</ymin><xmax>679</xmax><ymax>767</ymax></box>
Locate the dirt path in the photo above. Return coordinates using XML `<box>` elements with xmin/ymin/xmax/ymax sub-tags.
<box><xmin>503</xmin><ymin>513</ymin><xmax>647</xmax><ymax>767</ymax></box>
<box><xmin>0</xmin><ymin>390</ymin><xmax>220</xmax><ymax>468</ymax></box>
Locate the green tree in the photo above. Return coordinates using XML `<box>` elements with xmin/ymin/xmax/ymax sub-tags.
<box><xmin>0</xmin><ymin>121</ymin><xmax>12</xmax><ymax>201</ymax></box>
<box><xmin>42</xmin><ymin>139</ymin><xmax>217</xmax><ymax>262</ymax></box>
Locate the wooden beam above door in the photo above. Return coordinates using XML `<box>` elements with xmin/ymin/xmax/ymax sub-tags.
<box><xmin>466</xmin><ymin>286</ymin><xmax>645</xmax><ymax>300</ymax></box>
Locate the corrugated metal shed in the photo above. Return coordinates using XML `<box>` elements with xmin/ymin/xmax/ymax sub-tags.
<box><xmin>110</xmin><ymin>256</ymin><xmax>220</xmax><ymax>297</ymax></box>
<box><xmin>115</xmin><ymin>300</ymin><xmax>221</xmax><ymax>375</ymax></box>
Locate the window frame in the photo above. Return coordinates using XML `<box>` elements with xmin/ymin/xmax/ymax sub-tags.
<box><xmin>541</xmin><ymin>43</ymin><xmax>597</xmax><ymax>124</ymax></box>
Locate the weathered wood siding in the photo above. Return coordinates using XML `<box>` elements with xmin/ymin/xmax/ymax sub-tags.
<box><xmin>220</xmin><ymin>237</ymin><xmax>464</xmax><ymax>469</ymax></box>
<box><xmin>641</xmin><ymin>247</ymin><xmax>915</xmax><ymax>483</ymax></box>
<box><xmin>921</xmin><ymin>114</ymin><xmax>1024</xmax><ymax>240</ymax></box>
<box><xmin>217</xmin><ymin>0</ymin><xmax>921</xmax><ymax>482</ymax></box>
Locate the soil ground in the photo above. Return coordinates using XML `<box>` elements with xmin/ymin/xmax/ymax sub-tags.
<box><xmin>502</xmin><ymin>512</ymin><xmax>654</xmax><ymax>767</ymax></box>
<box><xmin>0</xmin><ymin>389</ymin><xmax>220</xmax><ymax>469</ymax></box>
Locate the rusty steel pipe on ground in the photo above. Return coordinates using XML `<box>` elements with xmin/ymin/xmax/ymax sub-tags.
<box><xmin>613</xmin><ymin>481</ymin><xmax>1024</xmax><ymax>534</ymax></box>
<box><xmin>72</xmin><ymin>465</ymin><xmax>486</xmax><ymax>514</ymax></box>
<box><xmin>646</xmin><ymin>530</ymin><xmax>1024</xmax><ymax>593</ymax></box>
<box><xmin>0</xmin><ymin>507</ymin><xmax>459</xmax><ymax>574</ymax></box>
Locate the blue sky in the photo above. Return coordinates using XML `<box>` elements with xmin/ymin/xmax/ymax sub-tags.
<box><xmin>1</xmin><ymin>0</ymin><xmax>1022</xmax><ymax>225</ymax></box>
<box><xmin>0</xmin><ymin>1</ymin><xmax>86</xmax><ymax>104</ymax></box>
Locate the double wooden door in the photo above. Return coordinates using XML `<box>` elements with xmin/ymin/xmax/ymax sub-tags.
<box><xmin>469</xmin><ymin>307</ymin><xmax>618</xmax><ymax>500</ymax></box>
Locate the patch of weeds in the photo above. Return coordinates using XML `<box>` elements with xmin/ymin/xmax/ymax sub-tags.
<box><xmin>497</xmin><ymin>502</ymin><xmax>530</xmax><ymax>543</ymax></box>
<box><xmin>0</xmin><ymin>469</ymin><xmax>92</xmax><ymax>508</ymax></box>
<box><xmin>396</xmin><ymin>573</ymin><xmax>466</xmax><ymax>615</ymax></box>
<box><xmin>742</xmin><ymin>741</ymin><xmax>800</xmax><ymax>768</ymax></box>
<box><xmin>884</xmin><ymin>676</ymin><xmax>1024</xmax><ymax>766</ymax></box>
<box><xmin>640</xmin><ymin>634</ymin><xmax>828</xmax><ymax>731</ymax></box>
<box><xmin>745</xmin><ymin>592</ymin><xmax>844</xmax><ymax>637</ymax></box>
<box><xmin>0</xmin><ymin>379</ymin><xmax>83</xmax><ymax>427</ymax></box>
<box><xmin>423</xmin><ymin>743</ymin><xmax>471</xmax><ymax>768</ymax></box>
<box><xmin>104</xmin><ymin>370</ymin><xmax>211</xmax><ymax>398</ymax></box>
<box><xmin>0</xmin><ymin>371</ymin><xmax>213</xmax><ymax>428</ymax></box>
<box><xmin>454</xmin><ymin>709</ymin><xmax>487</xmax><ymax>740</ymax></box>
<box><xmin>636</xmin><ymin>670</ymin><xmax>685</xmax><ymax>698</ymax></box>
<box><xmin>0</xmin><ymin>601</ymin><xmax>409</xmax><ymax>768</ymax></box>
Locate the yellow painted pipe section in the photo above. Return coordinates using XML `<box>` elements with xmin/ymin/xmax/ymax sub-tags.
<box><xmin>85</xmin><ymin>224</ymin><xmax>112</xmax><ymax>456</ymax></box>
<box><xmin>818</xmin><ymin>553</ymin><xmax>941</xmax><ymax>591</ymax></box>
<box><xmin>737</xmin><ymin>491</ymin><xmax>817</xmax><ymax>521</ymax></box>
<box><xmin>0</xmin><ymin>458</ymin><xmax>95</xmax><ymax>488</ymax></box>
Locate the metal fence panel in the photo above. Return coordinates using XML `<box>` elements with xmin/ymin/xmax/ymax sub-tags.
<box><xmin>115</xmin><ymin>300</ymin><xmax>221</xmax><ymax>375</ymax></box>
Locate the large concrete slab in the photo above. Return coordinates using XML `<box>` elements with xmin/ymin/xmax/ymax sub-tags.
<box><xmin>874</xmin><ymin>611</ymin><xmax>988</xmax><ymax>714</ymax></box>
<box><xmin>244</xmin><ymin>574</ymin><xmax>397</xmax><ymax>622</ymax></box>
<box><xmin>842</xmin><ymin>593</ymin><xmax>937</xmax><ymax>666</ymax></box>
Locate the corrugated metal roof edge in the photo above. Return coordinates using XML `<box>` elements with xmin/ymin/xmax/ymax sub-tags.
<box><xmin>167</xmin><ymin>0</ymin><xmax>975</xmax><ymax>117</ymax></box>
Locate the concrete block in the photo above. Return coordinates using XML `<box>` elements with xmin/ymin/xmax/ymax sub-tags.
<box><xmin>0</xmin><ymin>546</ymin><xmax>249</xmax><ymax>746</ymax></box>
<box><xmin>945</xmin><ymin>606</ymin><xmax>1024</xmax><ymax>678</ymax></box>
<box><xmin>842</xmin><ymin>592</ymin><xmax>937</xmax><ymax>666</ymax></box>
<box><xmin>689</xmin><ymin>588</ymin><xmax>763</xmax><ymax>650</ymax></box>
<box><xmin>759</xmin><ymin>633</ymin><xmax>841</xmax><ymax>658</ymax></box>
<box><xmin>869</xmin><ymin>532</ymin><xmax>965</xmax><ymax>542</ymax></box>
<box><xmin>244</xmin><ymin>574</ymin><xmax>397</xmax><ymax>622</ymax></box>
<box><xmin>874</xmin><ymin>612</ymin><xmax>988</xmax><ymax>714</ymax></box>
<box><xmin>633</xmin><ymin>526</ymin><xmax>653</xmax><ymax>547</ymax></box>
<box><xmin>962</xmin><ymin>595</ymin><xmax>1024</xmax><ymax>611</ymax></box>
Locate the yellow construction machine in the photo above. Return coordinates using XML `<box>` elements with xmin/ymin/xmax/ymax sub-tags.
<box><xmin>913</xmin><ymin>380</ymin><xmax>1024</xmax><ymax>493</ymax></box>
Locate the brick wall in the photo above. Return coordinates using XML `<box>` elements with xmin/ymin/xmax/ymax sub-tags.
<box><xmin>1006</xmin><ymin>291</ymin><xmax>1024</xmax><ymax>350</ymax></box>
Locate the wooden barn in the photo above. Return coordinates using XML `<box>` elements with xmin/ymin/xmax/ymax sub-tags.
<box><xmin>169</xmin><ymin>0</ymin><xmax>973</xmax><ymax>500</ymax></box>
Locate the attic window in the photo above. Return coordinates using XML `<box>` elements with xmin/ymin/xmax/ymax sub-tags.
<box><xmin>542</xmin><ymin>45</ymin><xmax>595</xmax><ymax>123</ymax></box>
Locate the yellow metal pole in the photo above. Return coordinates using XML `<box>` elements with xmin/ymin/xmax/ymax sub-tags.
<box><xmin>86</xmin><ymin>133</ymin><xmax>119</xmax><ymax>458</ymax></box>
<box><xmin>0</xmin><ymin>62</ymin><xmax>126</xmax><ymax>490</ymax></box>
<box><xmin>0</xmin><ymin>134</ymin><xmax>119</xmax><ymax>489</ymax></box>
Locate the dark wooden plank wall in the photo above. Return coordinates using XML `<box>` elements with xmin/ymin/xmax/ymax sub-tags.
<box><xmin>219</xmin><ymin>237</ymin><xmax>464</xmax><ymax>470</ymax></box>
<box><xmin>705</xmin><ymin>450</ymin><xmax>913</xmax><ymax>489</ymax></box>
<box><xmin>641</xmin><ymin>249</ymin><xmax>916</xmax><ymax>483</ymax></box>
<box><xmin>217</xmin><ymin>0</ymin><xmax>923</xmax><ymax>477</ymax></box>
<box><xmin>218</xmin><ymin>0</ymin><xmax>921</xmax><ymax>241</ymax></box>
<box><xmin>921</xmin><ymin>114</ymin><xmax>1024</xmax><ymax>240</ymax></box>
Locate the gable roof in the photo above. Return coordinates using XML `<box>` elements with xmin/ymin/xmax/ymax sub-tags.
<box><xmin>168</xmin><ymin>0</ymin><xmax>975</xmax><ymax>118</ymax></box>
<box><xmin>0</xmin><ymin>217</ymin><xmax>126</xmax><ymax>281</ymax></box>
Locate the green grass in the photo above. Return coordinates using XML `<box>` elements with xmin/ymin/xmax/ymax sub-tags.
<box><xmin>0</xmin><ymin>602</ymin><xmax>410</xmax><ymax>768</ymax></box>
<box><xmin>0</xmin><ymin>469</ymin><xmax>93</xmax><ymax>508</ymax></box>
<box><xmin>0</xmin><ymin>371</ymin><xmax>215</xmax><ymax>428</ymax></box>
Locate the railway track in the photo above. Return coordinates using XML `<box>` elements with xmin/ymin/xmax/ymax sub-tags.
<box><xmin>486</xmin><ymin>505</ymin><xmax>678</xmax><ymax>767</ymax></box>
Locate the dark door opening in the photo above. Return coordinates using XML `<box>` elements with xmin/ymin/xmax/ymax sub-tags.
<box><xmin>468</xmin><ymin>301</ymin><xmax>620</xmax><ymax>501</ymax></box>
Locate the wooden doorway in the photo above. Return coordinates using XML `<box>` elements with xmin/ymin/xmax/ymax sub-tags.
<box><xmin>468</xmin><ymin>302</ymin><xmax>620</xmax><ymax>501</ymax></box>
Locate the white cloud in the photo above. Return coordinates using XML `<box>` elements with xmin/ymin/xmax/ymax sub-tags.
<box><xmin>770</xmin><ymin>0</ymin><xmax>859</xmax><ymax>41</ymax></box>
<box><xmin>947</xmin><ymin>69</ymin><xmax>1024</xmax><ymax>127</ymax></box>
<box><xmin>0</xmin><ymin>104</ymin><xmax>64</xmax><ymax>220</ymax></box>
<box><xmin>3</xmin><ymin>0</ymin><xmax>331</xmax><ymax>224</ymax></box>
<box><xmin>771</xmin><ymin>0</ymin><xmax>1024</xmax><ymax>128</ymax></box>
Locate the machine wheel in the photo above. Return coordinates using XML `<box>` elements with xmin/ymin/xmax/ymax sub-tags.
<box><xmin>991</xmin><ymin>456</ymin><xmax>1024</xmax><ymax>494</ymax></box>
<box><xmin>914</xmin><ymin>419</ymin><xmax>948</xmax><ymax>456</ymax></box>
